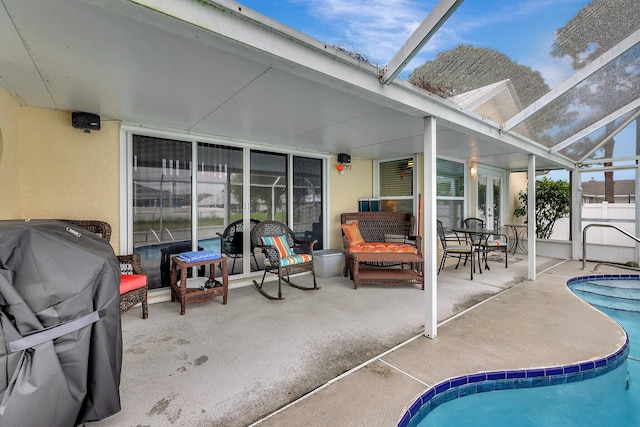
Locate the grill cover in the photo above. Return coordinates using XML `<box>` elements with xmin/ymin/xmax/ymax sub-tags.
<box><xmin>0</xmin><ymin>220</ymin><xmax>122</xmax><ymax>426</ymax></box>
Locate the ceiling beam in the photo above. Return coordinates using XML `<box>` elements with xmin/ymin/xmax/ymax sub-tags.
<box><xmin>577</xmin><ymin>108</ymin><xmax>640</xmax><ymax>162</ymax></box>
<box><xmin>502</xmin><ymin>28</ymin><xmax>640</xmax><ymax>133</ymax></box>
<box><xmin>379</xmin><ymin>0</ymin><xmax>463</xmax><ymax>85</ymax></box>
<box><xmin>550</xmin><ymin>98</ymin><xmax>640</xmax><ymax>154</ymax></box>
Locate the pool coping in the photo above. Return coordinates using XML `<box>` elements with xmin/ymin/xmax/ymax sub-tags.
<box><xmin>398</xmin><ymin>273</ymin><xmax>635</xmax><ymax>427</ymax></box>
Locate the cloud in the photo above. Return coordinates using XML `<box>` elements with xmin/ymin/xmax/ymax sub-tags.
<box><xmin>301</xmin><ymin>0</ymin><xmax>436</xmax><ymax>65</ymax></box>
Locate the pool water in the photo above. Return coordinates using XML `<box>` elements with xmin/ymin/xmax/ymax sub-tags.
<box><xmin>409</xmin><ymin>275</ymin><xmax>640</xmax><ymax>427</ymax></box>
<box><xmin>134</xmin><ymin>237</ymin><xmax>222</xmax><ymax>261</ymax></box>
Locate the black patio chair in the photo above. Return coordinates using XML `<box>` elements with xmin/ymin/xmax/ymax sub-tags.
<box><xmin>463</xmin><ymin>217</ymin><xmax>508</xmax><ymax>270</ymax></box>
<box><xmin>216</xmin><ymin>218</ymin><xmax>260</xmax><ymax>274</ymax></box>
<box><xmin>437</xmin><ymin>220</ymin><xmax>475</xmax><ymax>280</ymax></box>
<box><xmin>160</xmin><ymin>242</ymin><xmax>204</xmax><ymax>289</ymax></box>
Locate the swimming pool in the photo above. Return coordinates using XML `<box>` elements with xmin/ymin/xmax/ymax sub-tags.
<box><xmin>134</xmin><ymin>237</ymin><xmax>222</xmax><ymax>261</ymax></box>
<box><xmin>400</xmin><ymin>274</ymin><xmax>640</xmax><ymax>427</ymax></box>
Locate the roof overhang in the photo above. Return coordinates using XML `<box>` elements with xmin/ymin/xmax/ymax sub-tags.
<box><xmin>0</xmin><ymin>0</ymin><xmax>574</xmax><ymax>170</ymax></box>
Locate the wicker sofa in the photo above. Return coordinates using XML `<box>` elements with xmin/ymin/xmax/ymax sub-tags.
<box><xmin>340</xmin><ymin>212</ymin><xmax>423</xmax><ymax>286</ymax></box>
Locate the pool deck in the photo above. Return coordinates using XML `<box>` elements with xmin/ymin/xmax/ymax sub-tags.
<box><xmin>87</xmin><ymin>258</ymin><xmax>628</xmax><ymax>427</ymax></box>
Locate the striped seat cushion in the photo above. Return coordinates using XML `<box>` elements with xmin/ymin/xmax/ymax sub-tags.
<box><xmin>261</xmin><ymin>235</ymin><xmax>295</xmax><ymax>257</ymax></box>
<box><xmin>264</xmin><ymin>254</ymin><xmax>313</xmax><ymax>268</ymax></box>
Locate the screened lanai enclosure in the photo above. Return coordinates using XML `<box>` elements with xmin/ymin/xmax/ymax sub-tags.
<box><xmin>1</xmin><ymin>0</ymin><xmax>640</xmax><ymax>333</ymax></box>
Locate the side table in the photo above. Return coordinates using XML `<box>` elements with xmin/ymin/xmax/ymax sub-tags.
<box><xmin>170</xmin><ymin>256</ymin><xmax>228</xmax><ymax>315</ymax></box>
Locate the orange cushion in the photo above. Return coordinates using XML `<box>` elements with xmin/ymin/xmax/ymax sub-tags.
<box><xmin>120</xmin><ymin>274</ymin><xmax>147</xmax><ymax>294</ymax></box>
<box><xmin>341</xmin><ymin>221</ymin><xmax>365</xmax><ymax>246</ymax></box>
<box><xmin>350</xmin><ymin>242</ymin><xmax>417</xmax><ymax>254</ymax></box>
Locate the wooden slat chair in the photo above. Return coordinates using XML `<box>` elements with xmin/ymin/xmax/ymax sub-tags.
<box><xmin>59</xmin><ymin>219</ymin><xmax>148</xmax><ymax>318</ymax></box>
<box><xmin>250</xmin><ymin>220</ymin><xmax>320</xmax><ymax>300</ymax></box>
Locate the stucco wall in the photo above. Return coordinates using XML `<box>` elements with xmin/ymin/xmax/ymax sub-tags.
<box><xmin>328</xmin><ymin>155</ymin><xmax>373</xmax><ymax>250</ymax></box>
<box><xmin>18</xmin><ymin>107</ymin><xmax>121</xmax><ymax>251</ymax></box>
<box><xmin>2</xmin><ymin>91</ymin><xmax>374</xmax><ymax>254</ymax></box>
<box><xmin>0</xmin><ymin>85</ymin><xmax>22</xmax><ymax>218</ymax></box>
<box><xmin>509</xmin><ymin>171</ymin><xmax>527</xmax><ymax>224</ymax></box>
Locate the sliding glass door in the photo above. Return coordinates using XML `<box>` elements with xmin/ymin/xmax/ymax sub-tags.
<box><xmin>132</xmin><ymin>135</ymin><xmax>193</xmax><ymax>289</ymax></box>
<box><xmin>129</xmin><ymin>134</ymin><xmax>325</xmax><ymax>289</ymax></box>
<box><xmin>249</xmin><ymin>151</ymin><xmax>287</xmax><ymax>223</ymax></box>
<box><xmin>293</xmin><ymin>156</ymin><xmax>323</xmax><ymax>250</ymax></box>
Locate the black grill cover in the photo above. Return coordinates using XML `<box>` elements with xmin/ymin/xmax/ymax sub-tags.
<box><xmin>0</xmin><ymin>220</ymin><xmax>122</xmax><ymax>426</ymax></box>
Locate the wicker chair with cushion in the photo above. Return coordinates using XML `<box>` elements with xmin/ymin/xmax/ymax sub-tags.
<box><xmin>340</xmin><ymin>212</ymin><xmax>422</xmax><ymax>279</ymax></box>
<box><xmin>118</xmin><ymin>253</ymin><xmax>149</xmax><ymax>319</ymax></box>
<box><xmin>59</xmin><ymin>219</ymin><xmax>148</xmax><ymax>318</ymax></box>
<box><xmin>250</xmin><ymin>220</ymin><xmax>319</xmax><ymax>300</ymax></box>
<box><xmin>57</xmin><ymin>219</ymin><xmax>112</xmax><ymax>241</ymax></box>
<box><xmin>216</xmin><ymin>218</ymin><xmax>260</xmax><ymax>274</ymax></box>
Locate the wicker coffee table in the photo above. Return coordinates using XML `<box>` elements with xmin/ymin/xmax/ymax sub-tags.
<box><xmin>170</xmin><ymin>256</ymin><xmax>228</xmax><ymax>315</ymax></box>
<box><xmin>351</xmin><ymin>252</ymin><xmax>423</xmax><ymax>290</ymax></box>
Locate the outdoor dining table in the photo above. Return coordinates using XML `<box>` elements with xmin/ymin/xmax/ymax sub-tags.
<box><xmin>451</xmin><ymin>226</ymin><xmax>510</xmax><ymax>272</ymax></box>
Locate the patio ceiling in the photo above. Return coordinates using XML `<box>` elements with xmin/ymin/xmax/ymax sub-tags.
<box><xmin>0</xmin><ymin>0</ymin><xmax>582</xmax><ymax>170</ymax></box>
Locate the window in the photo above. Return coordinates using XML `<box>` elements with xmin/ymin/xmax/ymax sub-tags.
<box><xmin>377</xmin><ymin>157</ymin><xmax>415</xmax><ymax>214</ymax></box>
<box><xmin>128</xmin><ymin>132</ymin><xmax>326</xmax><ymax>288</ymax></box>
<box><xmin>436</xmin><ymin>158</ymin><xmax>465</xmax><ymax>229</ymax></box>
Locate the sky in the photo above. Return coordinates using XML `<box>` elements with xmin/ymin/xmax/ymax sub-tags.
<box><xmin>237</xmin><ymin>0</ymin><xmax>637</xmax><ymax>182</ymax></box>
<box><xmin>237</xmin><ymin>0</ymin><xmax>587</xmax><ymax>86</ymax></box>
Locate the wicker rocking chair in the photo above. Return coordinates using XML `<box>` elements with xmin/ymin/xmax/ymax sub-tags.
<box><xmin>250</xmin><ymin>220</ymin><xmax>320</xmax><ymax>300</ymax></box>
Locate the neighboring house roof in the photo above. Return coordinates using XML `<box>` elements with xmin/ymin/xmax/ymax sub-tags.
<box><xmin>451</xmin><ymin>80</ymin><xmax>531</xmax><ymax>138</ymax></box>
<box><xmin>581</xmin><ymin>179</ymin><xmax>636</xmax><ymax>196</ymax></box>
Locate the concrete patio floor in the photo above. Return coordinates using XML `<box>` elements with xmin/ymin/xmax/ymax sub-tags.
<box><xmin>86</xmin><ymin>256</ymin><xmax>627</xmax><ymax>427</ymax></box>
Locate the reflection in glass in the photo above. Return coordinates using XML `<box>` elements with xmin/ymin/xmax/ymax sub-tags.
<box><xmin>132</xmin><ymin>135</ymin><xmax>193</xmax><ymax>289</ymax></box>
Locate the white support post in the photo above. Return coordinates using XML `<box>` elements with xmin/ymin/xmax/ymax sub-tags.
<box><xmin>423</xmin><ymin>116</ymin><xmax>438</xmax><ymax>338</ymax></box>
<box><xmin>527</xmin><ymin>155</ymin><xmax>536</xmax><ymax>280</ymax></box>
<box><xmin>571</xmin><ymin>166</ymin><xmax>582</xmax><ymax>261</ymax></box>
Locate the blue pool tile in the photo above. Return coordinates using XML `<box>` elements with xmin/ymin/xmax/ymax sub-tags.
<box><xmin>441</xmin><ymin>389</ymin><xmax>458</xmax><ymax>403</ymax></box>
<box><xmin>450</xmin><ymin>376</ymin><xmax>468</xmax><ymax>388</ymax></box>
<box><xmin>564</xmin><ymin>364</ymin><xmax>579</xmax><ymax>374</ymax></box>
<box><xmin>458</xmin><ymin>384</ymin><xmax>478</xmax><ymax>397</ymax></box>
<box><xmin>408</xmin><ymin>399</ymin><xmax>422</xmax><ymax>418</ymax></box>
<box><xmin>495</xmin><ymin>380</ymin><xmax>514</xmax><ymax>390</ymax></box>
<box><xmin>468</xmin><ymin>373</ymin><xmax>486</xmax><ymax>383</ymax></box>
<box><xmin>398</xmin><ymin>411</ymin><xmax>411</xmax><ymax>427</ymax></box>
<box><xmin>506</xmin><ymin>370</ymin><xmax>526</xmax><ymax>379</ymax></box>
<box><xmin>515</xmin><ymin>378</ymin><xmax>533</xmax><ymax>388</ymax></box>
<box><xmin>545</xmin><ymin>367</ymin><xmax>563</xmax><ymax>376</ymax></box>
<box><xmin>566</xmin><ymin>372</ymin><xmax>583</xmax><ymax>383</ymax></box>
<box><xmin>527</xmin><ymin>369</ymin><xmax>545</xmax><ymax>378</ymax></box>
<box><xmin>487</xmin><ymin>371</ymin><xmax>506</xmax><ymax>381</ymax></box>
<box><xmin>579</xmin><ymin>361</ymin><xmax>595</xmax><ymax>371</ymax></box>
<box><xmin>595</xmin><ymin>359</ymin><xmax>606</xmax><ymax>368</ymax></box>
<box><xmin>420</xmin><ymin>388</ymin><xmax>435</xmax><ymax>402</ymax></box>
<box><xmin>435</xmin><ymin>382</ymin><xmax>450</xmax><ymax>394</ymax></box>
<box><xmin>549</xmin><ymin>375</ymin><xmax>567</xmax><ymax>386</ymax></box>
<box><xmin>478</xmin><ymin>381</ymin><xmax>496</xmax><ymax>393</ymax></box>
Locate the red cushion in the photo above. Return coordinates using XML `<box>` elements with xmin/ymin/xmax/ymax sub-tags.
<box><xmin>120</xmin><ymin>274</ymin><xmax>147</xmax><ymax>294</ymax></box>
